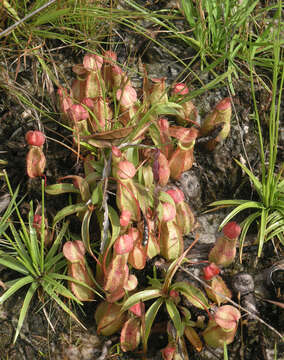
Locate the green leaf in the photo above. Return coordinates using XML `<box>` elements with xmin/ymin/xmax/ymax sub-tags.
<box><xmin>234</xmin><ymin>159</ymin><xmax>263</xmax><ymax>196</ymax></box>
<box><xmin>239</xmin><ymin>211</ymin><xmax>260</xmax><ymax>260</ymax></box>
<box><xmin>171</xmin><ymin>282</ymin><xmax>209</xmax><ymax>310</ymax></box>
<box><xmin>33</xmin><ymin>8</ymin><xmax>71</xmax><ymax>26</ymax></box>
<box><xmin>144</xmin><ymin>298</ymin><xmax>163</xmax><ymax>350</ymax></box>
<box><xmin>7</xmin><ymin>223</ymin><xmax>31</xmax><ymax>263</ymax></box>
<box><xmin>28</xmin><ymin>203</ymin><xmax>41</xmax><ymax>271</ymax></box>
<box><xmin>0</xmin><ymin>275</ymin><xmax>34</xmax><ymax>304</ymax></box>
<box><xmin>81</xmin><ymin>209</ymin><xmax>94</xmax><ymax>257</ymax></box>
<box><xmin>45</xmin><ymin>183</ymin><xmax>80</xmax><ymax>195</ymax></box>
<box><xmin>165</xmin><ymin>299</ymin><xmax>183</xmax><ymax>337</ymax></box>
<box><xmin>45</xmin><ymin>253</ymin><xmax>65</xmax><ymax>273</ymax></box>
<box><xmin>180</xmin><ymin>0</ymin><xmax>196</xmax><ymax>28</ymax></box>
<box><xmin>0</xmin><ymin>254</ymin><xmax>29</xmax><ymax>275</ymax></box>
<box><xmin>46</xmin><ymin>221</ymin><xmax>69</xmax><ymax>265</ymax></box>
<box><xmin>106</xmin><ymin>205</ymin><xmax>121</xmax><ymax>250</ymax></box>
<box><xmin>258</xmin><ymin>208</ymin><xmax>269</xmax><ymax>257</ymax></box>
<box><xmin>13</xmin><ymin>281</ymin><xmax>39</xmax><ymax>343</ymax></box>
<box><xmin>48</xmin><ymin>273</ymin><xmax>101</xmax><ymax>298</ymax></box>
<box><xmin>218</xmin><ymin>201</ymin><xmax>264</xmax><ymax>230</ymax></box>
<box><xmin>41</xmin><ymin>282</ymin><xmax>86</xmax><ymax>330</ymax></box>
<box><xmin>42</xmin><ymin>274</ymin><xmax>83</xmax><ymax>304</ymax></box>
<box><xmin>53</xmin><ymin>203</ymin><xmax>87</xmax><ymax>226</ymax></box>
<box><xmin>209</xmin><ymin>199</ymin><xmax>252</xmax><ymax>207</ymax></box>
<box><xmin>91</xmin><ymin>183</ymin><xmax>103</xmax><ymax>205</ymax></box>
<box><xmin>0</xmin><ymin>184</ymin><xmax>19</xmax><ymax>234</ymax></box>
<box><xmin>122</xmin><ymin>289</ymin><xmax>162</xmax><ymax>312</ymax></box>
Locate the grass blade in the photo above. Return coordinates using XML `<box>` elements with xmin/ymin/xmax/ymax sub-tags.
<box><xmin>0</xmin><ymin>275</ymin><xmax>34</xmax><ymax>304</ymax></box>
<box><xmin>144</xmin><ymin>298</ymin><xmax>163</xmax><ymax>350</ymax></box>
<box><xmin>13</xmin><ymin>282</ymin><xmax>39</xmax><ymax>343</ymax></box>
<box><xmin>165</xmin><ymin>299</ymin><xmax>183</xmax><ymax>337</ymax></box>
<box><xmin>41</xmin><ymin>282</ymin><xmax>86</xmax><ymax>330</ymax></box>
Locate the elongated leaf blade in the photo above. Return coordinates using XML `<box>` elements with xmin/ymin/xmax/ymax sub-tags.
<box><xmin>81</xmin><ymin>209</ymin><xmax>94</xmax><ymax>257</ymax></box>
<box><xmin>0</xmin><ymin>275</ymin><xmax>34</xmax><ymax>304</ymax></box>
<box><xmin>106</xmin><ymin>205</ymin><xmax>121</xmax><ymax>250</ymax></box>
<box><xmin>165</xmin><ymin>299</ymin><xmax>183</xmax><ymax>337</ymax></box>
<box><xmin>219</xmin><ymin>201</ymin><xmax>264</xmax><ymax>230</ymax></box>
<box><xmin>45</xmin><ymin>183</ymin><xmax>80</xmax><ymax>195</ymax></box>
<box><xmin>46</xmin><ymin>221</ymin><xmax>69</xmax><ymax>264</ymax></box>
<box><xmin>209</xmin><ymin>199</ymin><xmax>252</xmax><ymax>207</ymax></box>
<box><xmin>48</xmin><ymin>272</ymin><xmax>101</xmax><ymax>298</ymax></box>
<box><xmin>0</xmin><ymin>255</ymin><xmax>29</xmax><ymax>275</ymax></box>
<box><xmin>41</xmin><ymin>282</ymin><xmax>86</xmax><ymax>330</ymax></box>
<box><xmin>13</xmin><ymin>282</ymin><xmax>39</xmax><ymax>343</ymax></box>
<box><xmin>28</xmin><ymin>204</ymin><xmax>41</xmax><ymax>271</ymax></box>
<box><xmin>239</xmin><ymin>211</ymin><xmax>260</xmax><ymax>261</ymax></box>
<box><xmin>42</xmin><ymin>274</ymin><xmax>83</xmax><ymax>304</ymax></box>
<box><xmin>122</xmin><ymin>289</ymin><xmax>162</xmax><ymax>312</ymax></box>
<box><xmin>53</xmin><ymin>203</ymin><xmax>87</xmax><ymax>226</ymax></box>
<box><xmin>171</xmin><ymin>282</ymin><xmax>209</xmax><ymax>310</ymax></box>
<box><xmin>258</xmin><ymin>208</ymin><xmax>269</xmax><ymax>257</ymax></box>
<box><xmin>144</xmin><ymin>298</ymin><xmax>163</xmax><ymax>350</ymax></box>
<box><xmin>234</xmin><ymin>159</ymin><xmax>263</xmax><ymax>195</ymax></box>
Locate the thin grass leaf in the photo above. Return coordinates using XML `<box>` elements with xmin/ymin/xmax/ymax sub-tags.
<box><xmin>258</xmin><ymin>208</ymin><xmax>269</xmax><ymax>257</ymax></box>
<box><xmin>144</xmin><ymin>298</ymin><xmax>163</xmax><ymax>351</ymax></box>
<box><xmin>45</xmin><ymin>252</ymin><xmax>65</xmax><ymax>273</ymax></box>
<box><xmin>276</xmin><ymin>232</ymin><xmax>284</xmax><ymax>246</ymax></box>
<box><xmin>208</xmin><ymin>199</ymin><xmax>249</xmax><ymax>207</ymax></box>
<box><xmin>50</xmin><ymin>258</ymin><xmax>68</xmax><ymax>273</ymax></box>
<box><xmin>41</xmin><ymin>282</ymin><xmax>86</xmax><ymax>330</ymax></box>
<box><xmin>0</xmin><ymin>275</ymin><xmax>34</xmax><ymax>304</ymax></box>
<box><xmin>0</xmin><ymin>184</ymin><xmax>19</xmax><ymax>234</ymax></box>
<box><xmin>28</xmin><ymin>203</ymin><xmax>41</xmax><ymax>271</ymax></box>
<box><xmin>33</xmin><ymin>8</ymin><xmax>70</xmax><ymax>26</ymax></box>
<box><xmin>3</xmin><ymin>226</ymin><xmax>32</xmax><ymax>266</ymax></box>
<box><xmin>165</xmin><ymin>299</ymin><xmax>183</xmax><ymax>337</ymax></box>
<box><xmin>180</xmin><ymin>0</ymin><xmax>196</xmax><ymax>29</ymax></box>
<box><xmin>234</xmin><ymin>159</ymin><xmax>263</xmax><ymax>196</ymax></box>
<box><xmin>42</xmin><ymin>274</ymin><xmax>83</xmax><ymax>304</ymax></box>
<box><xmin>45</xmin><ymin>221</ymin><xmax>69</xmax><ymax>264</ymax></box>
<box><xmin>13</xmin><ymin>281</ymin><xmax>39</xmax><ymax>343</ymax></box>
<box><xmin>239</xmin><ymin>211</ymin><xmax>260</xmax><ymax>261</ymax></box>
<box><xmin>4</xmin><ymin>229</ymin><xmax>38</xmax><ymax>277</ymax></box>
<box><xmin>218</xmin><ymin>201</ymin><xmax>264</xmax><ymax>230</ymax></box>
<box><xmin>266</xmin><ymin>226</ymin><xmax>284</xmax><ymax>243</ymax></box>
<box><xmin>265</xmin><ymin>211</ymin><xmax>284</xmax><ymax>234</ymax></box>
<box><xmin>0</xmin><ymin>254</ymin><xmax>29</xmax><ymax>275</ymax></box>
<box><xmin>48</xmin><ymin>272</ymin><xmax>101</xmax><ymax>298</ymax></box>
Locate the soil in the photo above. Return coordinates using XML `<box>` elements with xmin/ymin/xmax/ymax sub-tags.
<box><xmin>0</xmin><ymin>1</ymin><xmax>283</xmax><ymax>359</ymax></box>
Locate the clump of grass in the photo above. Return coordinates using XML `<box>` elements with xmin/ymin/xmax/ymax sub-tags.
<box><xmin>0</xmin><ymin>172</ymin><xmax>99</xmax><ymax>343</ymax></box>
<box><xmin>208</xmin><ymin>1</ymin><xmax>284</xmax><ymax>259</ymax></box>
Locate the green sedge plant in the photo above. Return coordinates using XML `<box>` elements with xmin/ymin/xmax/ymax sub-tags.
<box><xmin>116</xmin><ymin>0</ymin><xmax>283</xmax><ymax>96</ymax></box>
<box><xmin>208</xmin><ymin>9</ymin><xmax>284</xmax><ymax>259</ymax></box>
<box><xmin>0</xmin><ymin>171</ymin><xmax>98</xmax><ymax>343</ymax></box>
<box><xmin>179</xmin><ymin>0</ymin><xmax>282</xmax><ymax>92</ymax></box>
